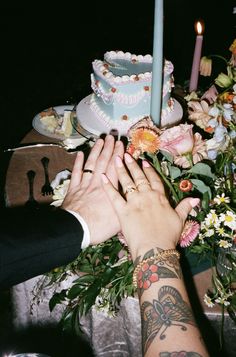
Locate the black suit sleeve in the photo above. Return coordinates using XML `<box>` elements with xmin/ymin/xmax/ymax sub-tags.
<box><xmin>0</xmin><ymin>206</ymin><xmax>83</xmax><ymax>290</ymax></box>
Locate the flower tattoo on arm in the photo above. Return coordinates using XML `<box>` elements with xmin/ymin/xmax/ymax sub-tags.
<box><xmin>134</xmin><ymin>248</ymin><xmax>182</xmax><ymax>296</ymax></box>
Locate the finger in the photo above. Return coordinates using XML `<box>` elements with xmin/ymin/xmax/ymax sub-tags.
<box><xmin>106</xmin><ymin>140</ymin><xmax>125</xmax><ymax>188</ymax></box>
<box><xmin>142</xmin><ymin>160</ymin><xmax>165</xmax><ymax>193</ymax></box>
<box><xmin>80</xmin><ymin>138</ymin><xmax>104</xmax><ymax>186</ymax></box>
<box><xmin>115</xmin><ymin>156</ymin><xmax>137</xmax><ymax>198</ymax></box>
<box><xmin>124</xmin><ymin>153</ymin><xmax>151</xmax><ymax>192</ymax></box>
<box><xmin>67</xmin><ymin>151</ymin><xmax>84</xmax><ymax>191</ymax></box>
<box><xmin>93</xmin><ymin>135</ymin><xmax>115</xmax><ymax>175</ymax></box>
<box><xmin>175</xmin><ymin>197</ymin><xmax>200</xmax><ymax>225</ymax></box>
<box><xmin>101</xmin><ymin>173</ymin><xmax>126</xmax><ymax>213</ymax></box>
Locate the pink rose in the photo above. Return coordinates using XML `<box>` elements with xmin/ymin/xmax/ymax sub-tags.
<box><xmin>174</xmin><ymin>132</ymin><xmax>207</xmax><ymax>168</ymax></box>
<box><xmin>159</xmin><ymin>124</ymin><xmax>194</xmax><ymax>156</ymax></box>
<box><xmin>159</xmin><ymin>124</ymin><xmax>207</xmax><ymax>168</ymax></box>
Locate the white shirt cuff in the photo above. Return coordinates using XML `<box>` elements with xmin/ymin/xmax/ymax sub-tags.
<box><xmin>66</xmin><ymin>210</ymin><xmax>90</xmax><ymax>249</ymax></box>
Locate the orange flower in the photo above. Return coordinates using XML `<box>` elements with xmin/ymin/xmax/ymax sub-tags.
<box><xmin>127</xmin><ymin>116</ymin><xmax>160</xmax><ymax>159</ymax></box>
<box><xmin>179</xmin><ymin>179</ymin><xmax>193</xmax><ymax>192</ymax></box>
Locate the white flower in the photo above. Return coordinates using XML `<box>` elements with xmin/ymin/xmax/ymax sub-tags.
<box><xmin>51</xmin><ymin>179</ymin><xmax>70</xmax><ymax>207</ymax></box>
<box><xmin>218</xmin><ymin>239</ymin><xmax>232</xmax><ymax>248</ymax></box>
<box><xmin>215</xmin><ymin>297</ymin><xmax>231</xmax><ymax>306</ymax></box>
<box><xmin>222</xmin><ymin>103</ymin><xmax>234</xmax><ymax>121</ymax></box>
<box><xmin>219</xmin><ymin>211</ymin><xmax>236</xmax><ymax>230</ymax></box>
<box><xmin>205</xmin><ymin>210</ymin><xmax>220</xmax><ymax>228</ymax></box>
<box><xmin>205</xmin><ymin>228</ymin><xmax>215</xmax><ymax>237</ymax></box>
<box><xmin>208</xmin><ymin>105</ymin><xmax>220</xmax><ymax>118</ymax></box>
<box><xmin>214</xmin><ymin>193</ymin><xmax>230</xmax><ymax>205</ymax></box>
<box><xmin>204</xmin><ymin>294</ymin><xmax>215</xmax><ymax>308</ymax></box>
<box><xmin>214</xmin><ymin>177</ymin><xmax>226</xmax><ymax>190</ymax></box>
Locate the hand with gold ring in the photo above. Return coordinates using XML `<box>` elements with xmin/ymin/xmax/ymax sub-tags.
<box><xmin>62</xmin><ymin>135</ymin><xmax>124</xmax><ymax>245</ymax></box>
<box><xmin>102</xmin><ymin>152</ymin><xmax>200</xmax><ymax>261</ymax></box>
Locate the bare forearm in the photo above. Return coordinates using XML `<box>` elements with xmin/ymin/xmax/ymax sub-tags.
<box><xmin>133</xmin><ymin>247</ymin><xmax>209</xmax><ymax>357</ymax></box>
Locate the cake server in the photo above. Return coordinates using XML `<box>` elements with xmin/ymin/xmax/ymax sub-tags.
<box><xmin>3</xmin><ymin>140</ymin><xmax>94</xmax><ymax>153</ymax></box>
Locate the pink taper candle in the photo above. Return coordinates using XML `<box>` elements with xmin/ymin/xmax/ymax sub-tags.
<box><xmin>189</xmin><ymin>20</ymin><xmax>204</xmax><ymax>92</ymax></box>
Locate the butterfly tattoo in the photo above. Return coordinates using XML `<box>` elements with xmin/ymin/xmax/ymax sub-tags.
<box><xmin>141</xmin><ymin>285</ymin><xmax>196</xmax><ymax>353</ymax></box>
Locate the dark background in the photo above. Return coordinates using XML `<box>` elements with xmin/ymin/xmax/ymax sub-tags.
<box><xmin>2</xmin><ymin>0</ymin><xmax>234</xmax><ymax>196</ymax></box>
<box><xmin>0</xmin><ymin>1</ymin><xmax>235</xmax><ymax>356</ymax></box>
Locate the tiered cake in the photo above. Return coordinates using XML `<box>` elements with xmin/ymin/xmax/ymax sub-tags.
<box><xmin>77</xmin><ymin>50</ymin><xmax>182</xmax><ymax>136</ymax></box>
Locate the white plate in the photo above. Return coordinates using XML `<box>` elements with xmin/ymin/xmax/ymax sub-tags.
<box><xmin>32</xmin><ymin>104</ymin><xmax>92</xmax><ymax>140</ymax></box>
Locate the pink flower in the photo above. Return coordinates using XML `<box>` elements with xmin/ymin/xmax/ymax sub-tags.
<box><xmin>179</xmin><ymin>220</ymin><xmax>200</xmax><ymax>247</ymax></box>
<box><xmin>174</xmin><ymin>132</ymin><xmax>208</xmax><ymax>168</ymax></box>
<box><xmin>187</xmin><ymin>100</ymin><xmax>212</xmax><ymax>130</ymax></box>
<box><xmin>159</xmin><ymin>124</ymin><xmax>195</xmax><ymax>156</ymax></box>
<box><xmin>201</xmin><ymin>85</ymin><xmax>219</xmax><ymax>104</ymax></box>
<box><xmin>159</xmin><ymin>124</ymin><xmax>207</xmax><ymax>168</ymax></box>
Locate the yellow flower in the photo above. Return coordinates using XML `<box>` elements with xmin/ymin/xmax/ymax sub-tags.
<box><xmin>200</xmin><ymin>56</ymin><xmax>212</xmax><ymax>76</ymax></box>
<box><xmin>229</xmin><ymin>39</ymin><xmax>236</xmax><ymax>55</ymax></box>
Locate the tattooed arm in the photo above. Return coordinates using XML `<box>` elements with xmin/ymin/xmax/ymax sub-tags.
<box><xmin>135</xmin><ymin>247</ymin><xmax>208</xmax><ymax>357</ymax></box>
<box><xmin>102</xmin><ymin>152</ymin><xmax>209</xmax><ymax>357</ymax></box>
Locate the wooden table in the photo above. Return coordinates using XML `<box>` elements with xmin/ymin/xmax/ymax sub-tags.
<box><xmin>5</xmin><ymin>129</ymin><xmax>236</xmax><ymax>356</ymax></box>
<box><xmin>5</xmin><ymin>129</ymin><xmax>77</xmax><ymax>208</ymax></box>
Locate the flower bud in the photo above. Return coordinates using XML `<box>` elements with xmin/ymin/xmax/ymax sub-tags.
<box><xmin>200</xmin><ymin>56</ymin><xmax>212</xmax><ymax>76</ymax></box>
<box><xmin>215</xmin><ymin>73</ymin><xmax>233</xmax><ymax>88</ymax></box>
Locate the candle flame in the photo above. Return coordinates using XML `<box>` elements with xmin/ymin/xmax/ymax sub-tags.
<box><xmin>194</xmin><ymin>20</ymin><xmax>204</xmax><ymax>35</ymax></box>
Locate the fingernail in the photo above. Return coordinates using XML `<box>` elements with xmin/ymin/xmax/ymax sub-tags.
<box><xmin>101</xmin><ymin>173</ymin><xmax>109</xmax><ymax>183</ymax></box>
<box><xmin>142</xmin><ymin>160</ymin><xmax>150</xmax><ymax>168</ymax></box>
<box><xmin>189</xmin><ymin>198</ymin><xmax>200</xmax><ymax>208</ymax></box>
<box><xmin>115</xmin><ymin>156</ymin><xmax>123</xmax><ymax>167</ymax></box>
<box><xmin>115</xmin><ymin>141</ymin><xmax>122</xmax><ymax>149</ymax></box>
<box><xmin>124</xmin><ymin>153</ymin><xmax>134</xmax><ymax>163</ymax></box>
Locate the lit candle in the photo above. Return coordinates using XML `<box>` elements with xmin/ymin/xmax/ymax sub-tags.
<box><xmin>189</xmin><ymin>20</ymin><xmax>204</xmax><ymax>92</ymax></box>
<box><xmin>150</xmin><ymin>0</ymin><xmax>163</xmax><ymax>127</ymax></box>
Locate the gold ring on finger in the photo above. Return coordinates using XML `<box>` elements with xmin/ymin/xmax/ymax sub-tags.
<box><xmin>136</xmin><ymin>180</ymin><xmax>151</xmax><ymax>190</ymax></box>
<box><xmin>124</xmin><ymin>185</ymin><xmax>138</xmax><ymax>196</ymax></box>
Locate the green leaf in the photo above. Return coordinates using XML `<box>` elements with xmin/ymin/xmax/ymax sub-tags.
<box><xmin>168</xmin><ymin>164</ymin><xmax>182</xmax><ymax>179</ymax></box>
<box><xmin>67</xmin><ymin>284</ymin><xmax>86</xmax><ymax>300</ymax></box>
<box><xmin>187</xmin><ymin>163</ymin><xmax>216</xmax><ymax>179</ymax></box>
<box><xmin>49</xmin><ymin>290</ymin><xmax>67</xmax><ymax>312</ymax></box>
<box><xmin>201</xmin><ymin>191</ymin><xmax>210</xmax><ymax>210</ymax></box>
<box><xmin>73</xmin><ymin>274</ymin><xmax>95</xmax><ymax>284</ymax></box>
<box><xmin>191</xmin><ymin>179</ymin><xmax>212</xmax><ymax>200</ymax></box>
<box><xmin>160</xmin><ymin>150</ymin><xmax>174</xmax><ymax>163</ymax></box>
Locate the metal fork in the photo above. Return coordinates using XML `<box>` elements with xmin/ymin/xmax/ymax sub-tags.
<box><xmin>41</xmin><ymin>157</ymin><xmax>54</xmax><ymax>196</ymax></box>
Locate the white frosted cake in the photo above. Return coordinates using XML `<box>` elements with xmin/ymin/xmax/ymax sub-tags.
<box><xmin>77</xmin><ymin>50</ymin><xmax>183</xmax><ymax>136</ymax></box>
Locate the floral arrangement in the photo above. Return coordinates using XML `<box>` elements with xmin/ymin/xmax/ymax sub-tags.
<box><xmin>34</xmin><ymin>39</ymin><xmax>236</xmax><ymax>336</ymax></box>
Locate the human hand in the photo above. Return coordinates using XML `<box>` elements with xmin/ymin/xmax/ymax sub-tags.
<box><xmin>102</xmin><ymin>153</ymin><xmax>199</xmax><ymax>260</ymax></box>
<box><xmin>62</xmin><ymin>135</ymin><xmax>124</xmax><ymax>245</ymax></box>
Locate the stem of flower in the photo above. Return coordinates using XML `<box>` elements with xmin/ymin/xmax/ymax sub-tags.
<box><xmin>208</xmin><ymin>54</ymin><xmax>228</xmax><ymax>66</ymax></box>
<box><xmin>152</xmin><ymin>157</ymin><xmax>180</xmax><ymax>204</ymax></box>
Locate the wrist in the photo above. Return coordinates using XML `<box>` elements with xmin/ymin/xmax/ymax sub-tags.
<box><xmin>131</xmin><ymin>242</ymin><xmax>177</xmax><ymax>263</ymax></box>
